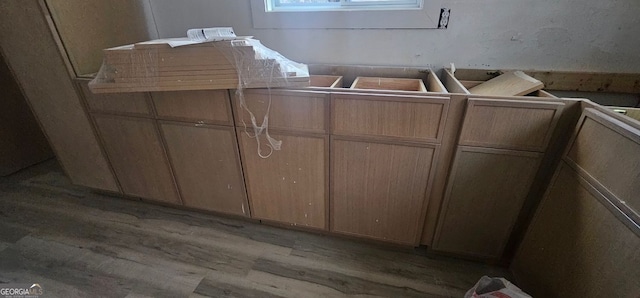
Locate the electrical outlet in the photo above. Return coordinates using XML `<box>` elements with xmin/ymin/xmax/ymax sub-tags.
<box><xmin>438</xmin><ymin>8</ymin><xmax>450</xmax><ymax>29</ymax></box>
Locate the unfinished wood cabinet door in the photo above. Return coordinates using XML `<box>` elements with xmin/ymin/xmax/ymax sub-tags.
<box><xmin>160</xmin><ymin>122</ymin><xmax>249</xmax><ymax>216</ymax></box>
<box><xmin>151</xmin><ymin>90</ymin><xmax>232</xmax><ymax>125</ymax></box>
<box><xmin>234</xmin><ymin>89</ymin><xmax>328</xmax><ymax>133</ymax></box>
<box><xmin>511</xmin><ymin>163</ymin><xmax>640</xmax><ymax>297</ymax></box>
<box><xmin>331</xmin><ymin>138</ymin><xmax>436</xmax><ymax>245</ymax></box>
<box><xmin>459</xmin><ymin>98</ymin><xmax>564</xmax><ymax>151</ymax></box>
<box><xmin>238</xmin><ymin>130</ymin><xmax>327</xmax><ymax>229</ymax></box>
<box><xmin>433</xmin><ymin>147</ymin><xmax>543</xmax><ymax>259</ymax></box>
<box><xmin>94</xmin><ymin>115</ymin><xmax>180</xmax><ymax>204</ymax></box>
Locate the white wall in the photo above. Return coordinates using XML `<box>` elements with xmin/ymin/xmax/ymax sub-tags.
<box><xmin>148</xmin><ymin>0</ymin><xmax>640</xmax><ymax>72</ymax></box>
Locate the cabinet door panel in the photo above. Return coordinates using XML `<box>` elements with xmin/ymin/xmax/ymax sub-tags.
<box><xmin>433</xmin><ymin>147</ymin><xmax>542</xmax><ymax>258</ymax></box>
<box><xmin>331</xmin><ymin>139</ymin><xmax>436</xmax><ymax>245</ymax></box>
<box><xmin>160</xmin><ymin>122</ymin><xmax>248</xmax><ymax>216</ymax></box>
<box><xmin>238</xmin><ymin>131</ymin><xmax>327</xmax><ymax>229</ymax></box>
<box><xmin>94</xmin><ymin>115</ymin><xmax>180</xmax><ymax>203</ymax></box>
<box><xmin>459</xmin><ymin>98</ymin><xmax>563</xmax><ymax>151</ymax></box>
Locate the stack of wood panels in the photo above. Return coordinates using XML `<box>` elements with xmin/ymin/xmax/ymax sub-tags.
<box><xmin>89</xmin><ymin>38</ymin><xmax>309</xmax><ymax>93</ymax></box>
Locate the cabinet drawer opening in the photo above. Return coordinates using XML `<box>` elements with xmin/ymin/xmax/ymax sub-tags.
<box><xmin>350</xmin><ymin>77</ymin><xmax>427</xmax><ymax>92</ymax></box>
<box><xmin>309</xmin><ymin>75</ymin><xmax>343</xmax><ymax>88</ymax></box>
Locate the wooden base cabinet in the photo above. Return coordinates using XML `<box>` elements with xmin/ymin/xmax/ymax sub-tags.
<box><xmin>160</xmin><ymin>122</ymin><xmax>249</xmax><ymax>216</ymax></box>
<box><xmin>331</xmin><ymin>138</ymin><xmax>437</xmax><ymax>245</ymax></box>
<box><xmin>432</xmin><ymin>96</ymin><xmax>564</xmax><ymax>259</ymax></box>
<box><xmin>93</xmin><ymin>115</ymin><xmax>181</xmax><ymax>204</ymax></box>
<box><xmin>511</xmin><ymin>108</ymin><xmax>640</xmax><ymax>297</ymax></box>
<box><xmin>432</xmin><ymin>147</ymin><xmax>542</xmax><ymax>259</ymax></box>
<box><xmin>511</xmin><ymin>163</ymin><xmax>640</xmax><ymax>297</ymax></box>
<box><xmin>237</xmin><ymin>130</ymin><xmax>328</xmax><ymax>229</ymax></box>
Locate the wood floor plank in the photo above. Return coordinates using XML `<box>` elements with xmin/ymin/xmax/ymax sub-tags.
<box><xmin>245</xmin><ymin>270</ymin><xmax>358</xmax><ymax>298</ymax></box>
<box><xmin>290</xmin><ymin>235</ymin><xmax>507</xmax><ymax>291</ymax></box>
<box><xmin>0</xmin><ymin>160</ymin><xmax>510</xmax><ymax>298</ymax></box>
<box><xmin>0</xmin><ymin>221</ymin><xmax>31</xmax><ymax>243</ymax></box>
<box><xmin>193</xmin><ymin>272</ymin><xmax>287</xmax><ymax>298</ymax></box>
<box><xmin>252</xmin><ymin>257</ymin><xmax>451</xmax><ymax>297</ymax></box>
<box><xmin>0</xmin><ymin>193</ymin><xmax>262</xmax><ymax>277</ymax></box>
<box><xmin>0</xmin><ymin>268</ymin><xmax>90</xmax><ymax>298</ymax></box>
<box><xmin>17</xmin><ymin>171</ymin><xmax>299</xmax><ymax>250</ymax></box>
<box><xmin>260</xmin><ymin>252</ymin><xmax>469</xmax><ymax>297</ymax></box>
<box><xmin>0</xmin><ymin>236</ymin><xmax>205</xmax><ymax>298</ymax></box>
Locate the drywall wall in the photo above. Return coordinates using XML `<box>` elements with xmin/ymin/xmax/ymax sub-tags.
<box><xmin>148</xmin><ymin>0</ymin><xmax>640</xmax><ymax>72</ymax></box>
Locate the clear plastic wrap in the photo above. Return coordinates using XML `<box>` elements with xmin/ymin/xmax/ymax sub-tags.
<box><xmin>89</xmin><ymin>32</ymin><xmax>310</xmax><ymax>158</ymax></box>
<box><xmin>88</xmin><ymin>37</ymin><xmax>309</xmax><ymax>93</ymax></box>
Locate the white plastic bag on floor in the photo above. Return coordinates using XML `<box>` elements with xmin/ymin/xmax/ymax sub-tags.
<box><xmin>464</xmin><ymin>276</ymin><xmax>531</xmax><ymax>298</ymax></box>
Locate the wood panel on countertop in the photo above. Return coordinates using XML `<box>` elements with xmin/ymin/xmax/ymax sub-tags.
<box><xmin>467</xmin><ymin>71</ymin><xmax>543</xmax><ymax>96</ymax></box>
<box><xmin>452</xmin><ymin>68</ymin><xmax>640</xmax><ymax>94</ymax></box>
<box><xmin>160</xmin><ymin>121</ymin><xmax>249</xmax><ymax>216</ymax></box>
<box><xmin>432</xmin><ymin>147</ymin><xmax>543</xmax><ymax>259</ymax></box>
<box><xmin>93</xmin><ymin>115</ymin><xmax>181</xmax><ymax>204</ymax></box>
<box><xmin>459</xmin><ymin>98</ymin><xmax>564</xmax><ymax>152</ymax></box>
<box><xmin>152</xmin><ymin>90</ymin><xmax>233</xmax><ymax>125</ymax></box>
<box><xmin>238</xmin><ymin>130</ymin><xmax>328</xmax><ymax>229</ymax></box>
<box><xmin>511</xmin><ymin>163</ymin><xmax>640</xmax><ymax>297</ymax></box>
<box><xmin>0</xmin><ymin>0</ymin><xmax>119</xmax><ymax>191</ymax></box>
<box><xmin>331</xmin><ymin>93</ymin><xmax>449</xmax><ymax>143</ymax></box>
<box><xmin>331</xmin><ymin>138</ymin><xmax>437</xmax><ymax>245</ymax></box>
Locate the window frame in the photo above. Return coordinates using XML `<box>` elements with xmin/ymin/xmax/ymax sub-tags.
<box><xmin>250</xmin><ymin>0</ymin><xmax>442</xmax><ymax>29</ymax></box>
<box><xmin>269</xmin><ymin>0</ymin><xmax>421</xmax><ymax>12</ymax></box>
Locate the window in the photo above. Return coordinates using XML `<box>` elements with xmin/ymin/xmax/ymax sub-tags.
<box><xmin>251</xmin><ymin>0</ymin><xmax>441</xmax><ymax>29</ymax></box>
<box><xmin>268</xmin><ymin>0</ymin><xmax>422</xmax><ymax>12</ymax></box>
